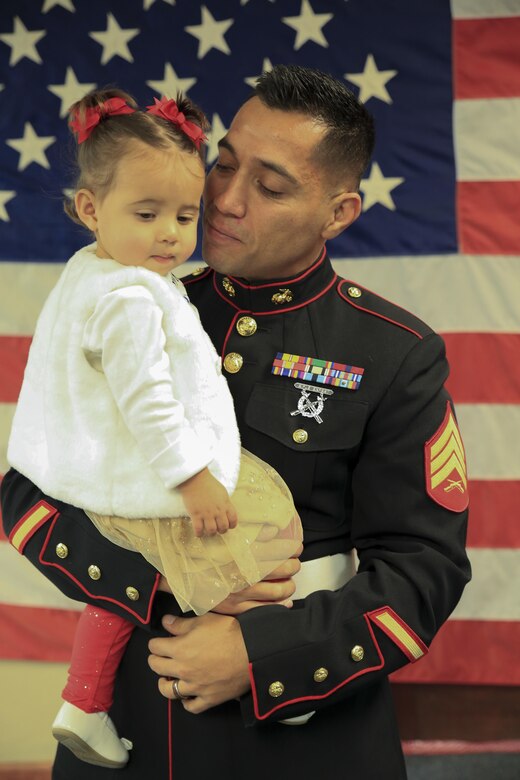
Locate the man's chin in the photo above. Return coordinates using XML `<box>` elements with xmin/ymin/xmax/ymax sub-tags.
<box><xmin>201</xmin><ymin>245</ymin><xmax>243</xmax><ymax>276</ymax></box>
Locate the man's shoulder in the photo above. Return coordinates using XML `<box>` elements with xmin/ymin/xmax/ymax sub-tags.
<box><xmin>334</xmin><ymin>277</ymin><xmax>434</xmax><ymax>340</ymax></box>
<box><xmin>181</xmin><ymin>265</ymin><xmax>213</xmax><ymax>286</ymax></box>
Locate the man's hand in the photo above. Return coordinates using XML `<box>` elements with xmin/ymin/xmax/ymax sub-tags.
<box><xmin>213</xmin><ymin>553</ymin><xmax>301</xmax><ymax>614</ymax></box>
<box><xmin>148</xmin><ymin>613</ymin><xmax>250</xmax><ymax>713</ymax></box>
<box><xmin>157</xmin><ymin>546</ymin><xmax>302</xmax><ymax>612</ymax></box>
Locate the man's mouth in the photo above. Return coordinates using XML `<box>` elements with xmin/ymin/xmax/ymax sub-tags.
<box><xmin>205</xmin><ymin>218</ymin><xmax>241</xmax><ymax>243</ymax></box>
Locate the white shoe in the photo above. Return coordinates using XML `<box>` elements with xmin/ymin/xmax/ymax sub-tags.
<box><xmin>52</xmin><ymin>702</ymin><xmax>131</xmax><ymax>769</ymax></box>
<box><xmin>280</xmin><ymin>711</ymin><xmax>316</xmax><ymax>726</ymax></box>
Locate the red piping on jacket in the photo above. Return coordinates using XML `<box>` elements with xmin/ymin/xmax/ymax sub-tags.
<box><xmin>215</xmin><ymin>270</ymin><xmax>338</xmax><ymax>315</ymax></box>
<box><xmin>337</xmin><ymin>280</ymin><xmax>424</xmax><ymax>340</ymax></box>
<box><xmin>219</xmin><ymin>247</ymin><xmax>327</xmax><ymax>291</ymax></box>
<box><xmin>182</xmin><ymin>268</ymin><xmax>212</xmax><ymax>287</ymax></box>
<box><xmin>216</xmin><ymin>275</ymin><xmax>339</xmax><ymax>367</ymax></box>
<box><xmin>222</xmin><ymin>311</ymin><xmax>242</xmax><ymax>356</ymax></box>
<box><xmin>168</xmin><ymin>699</ymin><xmax>173</xmax><ymax>780</ymax></box>
<box><xmin>249</xmin><ymin>612</ymin><xmax>385</xmax><ymax>720</ymax></box>
<box><xmin>182</xmin><ymin>248</ymin><xmax>327</xmax><ymax>294</ymax></box>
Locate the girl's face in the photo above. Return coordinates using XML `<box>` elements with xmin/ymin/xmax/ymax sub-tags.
<box><xmin>76</xmin><ymin>141</ymin><xmax>205</xmax><ymax>276</ymax></box>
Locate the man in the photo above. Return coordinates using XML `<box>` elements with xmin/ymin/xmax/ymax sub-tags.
<box><xmin>1</xmin><ymin>65</ymin><xmax>470</xmax><ymax>779</ymax></box>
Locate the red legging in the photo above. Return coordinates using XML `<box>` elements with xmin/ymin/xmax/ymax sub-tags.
<box><xmin>62</xmin><ymin>605</ymin><xmax>134</xmax><ymax>713</ymax></box>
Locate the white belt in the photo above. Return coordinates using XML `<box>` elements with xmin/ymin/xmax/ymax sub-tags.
<box><xmin>280</xmin><ymin>552</ymin><xmax>357</xmax><ymax>726</ymax></box>
<box><xmin>292</xmin><ymin>551</ymin><xmax>356</xmax><ymax>600</ymax></box>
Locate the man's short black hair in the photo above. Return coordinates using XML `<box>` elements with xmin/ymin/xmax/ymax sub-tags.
<box><xmin>252</xmin><ymin>64</ymin><xmax>375</xmax><ymax>188</ymax></box>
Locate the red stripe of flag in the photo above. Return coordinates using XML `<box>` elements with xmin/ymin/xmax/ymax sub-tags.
<box><xmin>453</xmin><ymin>17</ymin><xmax>520</xmax><ymax>99</ymax></box>
<box><xmin>0</xmin><ymin>336</ymin><xmax>31</xmax><ymax>403</ymax></box>
<box><xmin>458</xmin><ymin>181</ymin><xmax>520</xmax><ymax>255</ymax></box>
<box><xmin>5</xmin><ymin>482</ymin><xmax>515</xmax><ymax>550</ymax></box>
<box><xmin>392</xmin><ymin>620</ymin><xmax>520</xmax><ymax>685</ymax></box>
<box><xmin>443</xmin><ymin>333</ymin><xmax>520</xmax><ymax>404</ymax></box>
<box><xmin>0</xmin><ymin>603</ymin><xmax>77</xmax><ymax>661</ymax></box>
<box><xmin>466</xmin><ymin>481</ymin><xmax>520</xmax><ymax>549</ymax></box>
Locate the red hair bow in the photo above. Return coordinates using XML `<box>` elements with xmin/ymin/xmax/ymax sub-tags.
<box><xmin>70</xmin><ymin>97</ymin><xmax>135</xmax><ymax>144</ymax></box>
<box><xmin>146</xmin><ymin>97</ymin><xmax>206</xmax><ymax>150</ymax></box>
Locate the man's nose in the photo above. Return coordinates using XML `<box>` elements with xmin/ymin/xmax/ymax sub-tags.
<box><xmin>210</xmin><ymin>174</ymin><xmax>246</xmax><ymax>219</ymax></box>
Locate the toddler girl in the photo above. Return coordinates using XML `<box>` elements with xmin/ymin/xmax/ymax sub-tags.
<box><xmin>7</xmin><ymin>88</ymin><xmax>302</xmax><ymax>768</ymax></box>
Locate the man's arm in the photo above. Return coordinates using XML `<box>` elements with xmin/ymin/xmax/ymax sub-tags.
<box><xmin>148</xmin><ymin>333</ymin><xmax>470</xmax><ymax>720</ymax></box>
<box><xmin>235</xmin><ymin>333</ymin><xmax>471</xmax><ymax>723</ymax></box>
<box><xmin>1</xmin><ymin>469</ymin><xmax>299</xmax><ymax>629</ymax></box>
<box><xmin>1</xmin><ymin>468</ymin><xmax>163</xmax><ymax>627</ymax></box>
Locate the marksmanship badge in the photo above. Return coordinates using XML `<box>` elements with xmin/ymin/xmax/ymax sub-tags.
<box><xmin>290</xmin><ymin>383</ymin><xmax>333</xmax><ymax>424</ymax></box>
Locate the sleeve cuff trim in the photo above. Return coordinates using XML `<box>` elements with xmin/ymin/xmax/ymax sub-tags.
<box><xmin>368</xmin><ymin>606</ymin><xmax>428</xmax><ymax>662</ymax></box>
<box><xmin>9</xmin><ymin>500</ymin><xmax>57</xmax><ymax>553</ymax></box>
<box><xmin>39</xmin><ymin>514</ymin><xmax>160</xmax><ymax>625</ymax></box>
<box><xmin>249</xmin><ymin>613</ymin><xmax>385</xmax><ymax>721</ymax></box>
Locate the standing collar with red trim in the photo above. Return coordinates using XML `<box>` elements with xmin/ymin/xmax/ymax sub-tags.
<box><xmin>209</xmin><ymin>247</ymin><xmax>337</xmax><ymax>315</ymax></box>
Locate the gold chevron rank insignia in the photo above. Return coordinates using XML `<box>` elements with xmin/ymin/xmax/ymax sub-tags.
<box><xmin>425</xmin><ymin>402</ymin><xmax>469</xmax><ymax>512</ymax></box>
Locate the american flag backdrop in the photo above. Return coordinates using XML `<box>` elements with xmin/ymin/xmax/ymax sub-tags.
<box><xmin>0</xmin><ymin>0</ymin><xmax>519</xmax><ymax>686</ymax></box>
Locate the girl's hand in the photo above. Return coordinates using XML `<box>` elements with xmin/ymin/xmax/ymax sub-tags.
<box><xmin>178</xmin><ymin>468</ymin><xmax>238</xmax><ymax>537</ymax></box>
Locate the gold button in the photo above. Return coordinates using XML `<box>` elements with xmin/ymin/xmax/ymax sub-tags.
<box><xmin>126</xmin><ymin>586</ymin><xmax>140</xmax><ymax>601</ymax></box>
<box><xmin>88</xmin><ymin>565</ymin><xmax>101</xmax><ymax>581</ymax></box>
<box><xmin>268</xmin><ymin>681</ymin><xmax>285</xmax><ymax>698</ymax></box>
<box><xmin>348</xmin><ymin>286</ymin><xmax>362</xmax><ymax>298</ymax></box>
<box><xmin>351</xmin><ymin>645</ymin><xmax>365</xmax><ymax>662</ymax></box>
<box><xmin>292</xmin><ymin>429</ymin><xmax>308</xmax><ymax>444</ymax></box>
<box><xmin>236</xmin><ymin>316</ymin><xmax>257</xmax><ymax>337</ymax></box>
<box><xmin>191</xmin><ymin>265</ymin><xmax>207</xmax><ymax>276</ymax></box>
<box><xmin>55</xmin><ymin>543</ymin><xmax>68</xmax><ymax>559</ymax></box>
<box><xmin>222</xmin><ymin>277</ymin><xmax>236</xmax><ymax>297</ymax></box>
<box><xmin>271</xmin><ymin>288</ymin><xmax>293</xmax><ymax>305</ymax></box>
<box><xmin>223</xmin><ymin>352</ymin><xmax>243</xmax><ymax>373</ymax></box>
<box><xmin>314</xmin><ymin>667</ymin><xmax>328</xmax><ymax>683</ymax></box>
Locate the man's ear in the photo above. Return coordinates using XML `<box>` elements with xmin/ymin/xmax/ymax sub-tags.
<box><xmin>75</xmin><ymin>189</ymin><xmax>98</xmax><ymax>232</ymax></box>
<box><xmin>321</xmin><ymin>191</ymin><xmax>362</xmax><ymax>241</ymax></box>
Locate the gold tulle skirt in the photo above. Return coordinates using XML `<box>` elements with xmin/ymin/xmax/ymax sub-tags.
<box><xmin>87</xmin><ymin>449</ymin><xmax>302</xmax><ymax>615</ymax></box>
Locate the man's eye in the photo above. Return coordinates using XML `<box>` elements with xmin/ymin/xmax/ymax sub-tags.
<box><xmin>259</xmin><ymin>182</ymin><xmax>282</xmax><ymax>198</ymax></box>
<box><xmin>214</xmin><ymin>162</ymin><xmax>233</xmax><ymax>173</ymax></box>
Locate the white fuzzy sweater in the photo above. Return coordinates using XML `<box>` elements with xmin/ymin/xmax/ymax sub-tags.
<box><xmin>8</xmin><ymin>244</ymin><xmax>241</xmax><ymax>517</ymax></box>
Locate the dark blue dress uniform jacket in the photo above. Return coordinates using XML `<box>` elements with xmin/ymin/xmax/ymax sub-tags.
<box><xmin>1</xmin><ymin>250</ymin><xmax>471</xmax><ymax>780</ymax></box>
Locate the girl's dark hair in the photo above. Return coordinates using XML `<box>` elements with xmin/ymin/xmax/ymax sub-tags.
<box><xmin>252</xmin><ymin>65</ymin><xmax>375</xmax><ymax>188</ymax></box>
<box><xmin>64</xmin><ymin>87</ymin><xmax>209</xmax><ymax>225</ymax></box>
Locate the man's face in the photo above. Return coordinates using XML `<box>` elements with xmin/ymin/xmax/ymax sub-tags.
<box><xmin>202</xmin><ymin>97</ymin><xmax>354</xmax><ymax>281</ymax></box>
